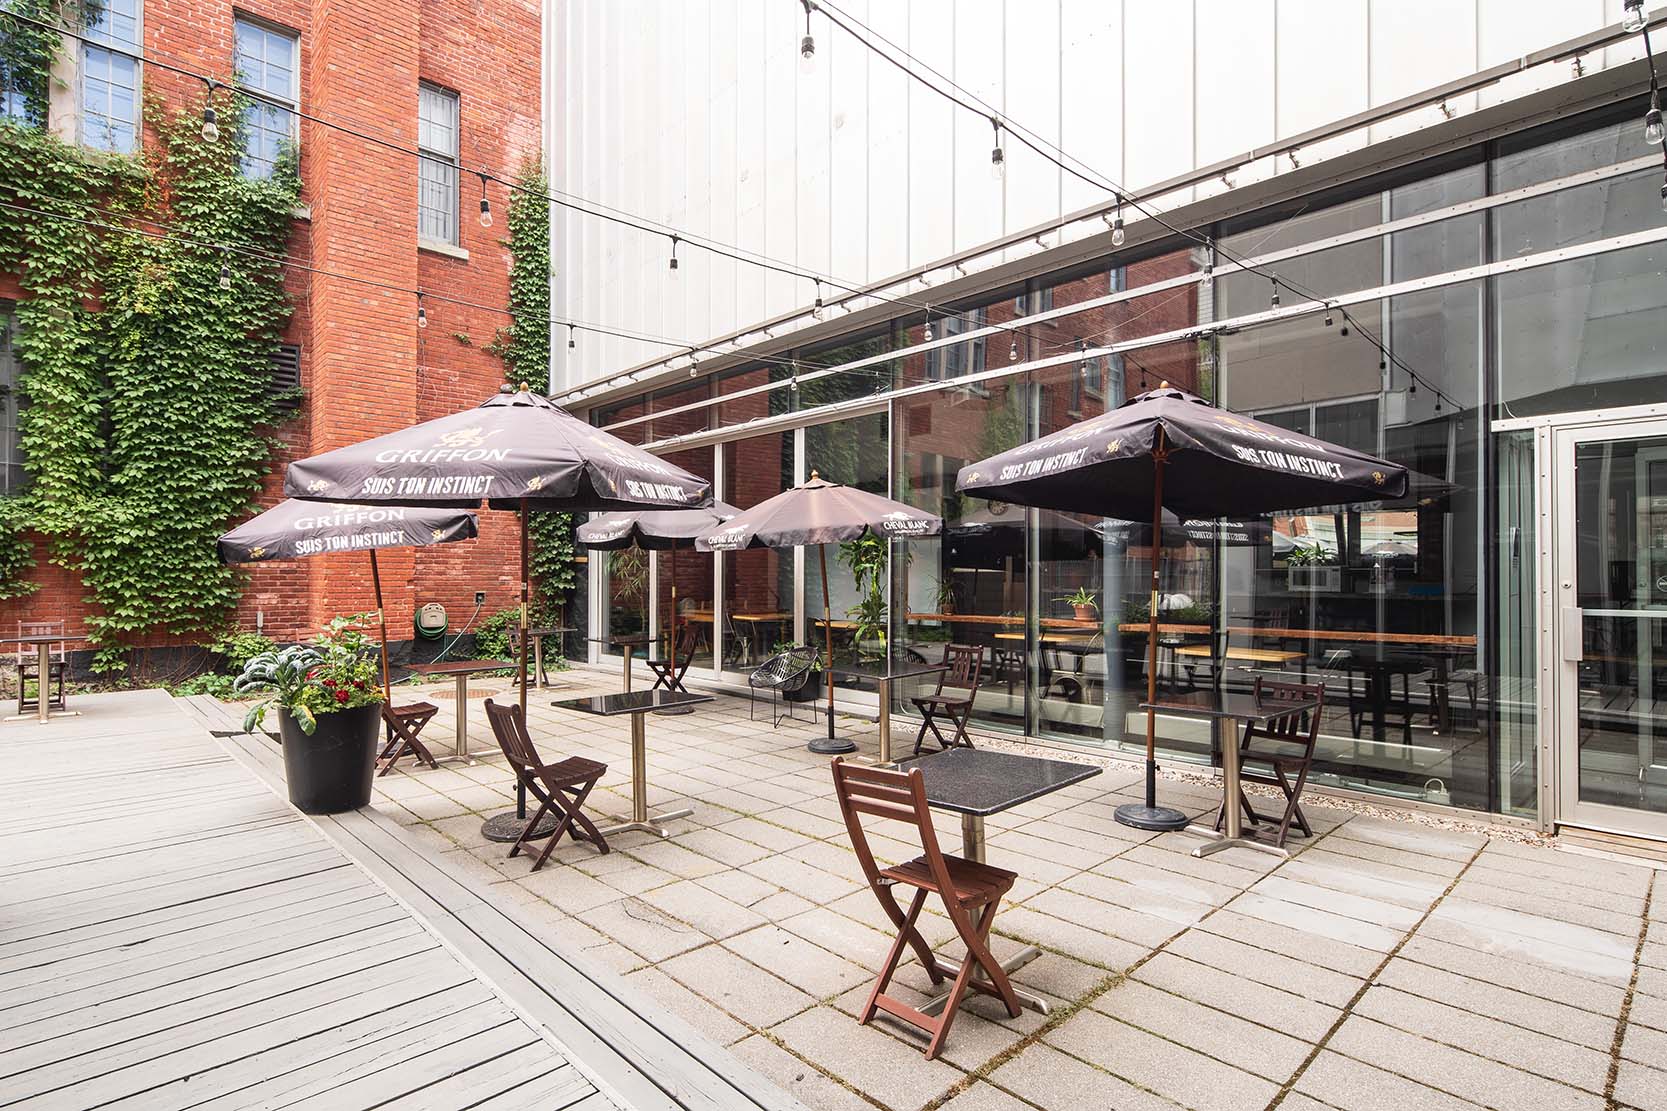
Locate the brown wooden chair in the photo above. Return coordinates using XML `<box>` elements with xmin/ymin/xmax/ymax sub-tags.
<box><xmin>646</xmin><ymin>623</ymin><xmax>699</xmax><ymax>694</ymax></box>
<box><xmin>1216</xmin><ymin>677</ymin><xmax>1325</xmax><ymax>847</ymax></box>
<box><xmin>483</xmin><ymin>698</ymin><xmax>609</xmax><ymax>871</ymax></box>
<box><xmin>377</xmin><ymin>701</ymin><xmax>440</xmax><ymax>775</ymax></box>
<box><xmin>910</xmin><ymin>644</ymin><xmax>984</xmax><ymax>755</ymax></box>
<box><xmin>831</xmin><ymin>758</ymin><xmax>1021</xmax><ymax>1060</ymax></box>
<box><xmin>16</xmin><ymin>621</ymin><xmax>68</xmax><ymax>717</ymax></box>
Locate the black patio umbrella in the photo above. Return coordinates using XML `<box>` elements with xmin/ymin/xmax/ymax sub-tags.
<box><xmin>286</xmin><ymin>385</ymin><xmax>711</xmax><ymax>841</ymax></box>
<box><xmin>957</xmin><ymin>384</ymin><xmax>1408</xmax><ymax>831</ymax></box>
<box><xmin>218</xmin><ymin>499</ymin><xmax>479</xmax><ymax>704</ymax></box>
<box><xmin>576</xmin><ymin>502</ymin><xmax>738</xmax><ymax>710</ymax></box>
<box><xmin>695</xmin><ymin>472</ymin><xmax>943</xmax><ymax>754</ymax></box>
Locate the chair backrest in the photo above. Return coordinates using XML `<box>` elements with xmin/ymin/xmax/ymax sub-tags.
<box><xmin>831</xmin><ymin>758</ymin><xmax>957</xmax><ymax>896</ymax></box>
<box><xmin>483</xmin><ymin>698</ymin><xmax>543</xmax><ymax>772</ymax></box>
<box><xmin>938</xmin><ymin>643</ymin><xmax>984</xmax><ymax>694</ymax></box>
<box><xmin>673</xmin><ymin>622</ymin><xmax>699</xmax><ymax>656</ymax></box>
<box><xmin>18</xmin><ymin>620</ymin><xmax>65</xmax><ymax>665</ymax></box>
<box><xmin>1252</xmin><ymin>676</ymin><xmax>1325</xmax><ymax>747</ymax></box>
<box><xmin>749</xmin><ymin>646</ymin><xmax>815</xmax><ymax>690</ymax></box>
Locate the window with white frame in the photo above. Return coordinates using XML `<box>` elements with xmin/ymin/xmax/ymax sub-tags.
<box><xmin>234</xmin><ymin>17</ymin><xmax>298</xmax><ymax>179</ymax></box>
<box><xmin>924</xmin><ymin>309</ymin><xmax>986</xmax><ymax>380</ymax></box>
<box><xmin>417</xmin><ymin>84</ymin><xmax>459</xmax><ymax>244</ymax></box>
<box><xmin>0</xmin><ymin>303</ymin><xmax>25</xmax><ymax>494</ymax></box>
<box><xmin>82</xmin><ymin>0</ymin><xmax>141</xmax><ymax>154</ymax></box>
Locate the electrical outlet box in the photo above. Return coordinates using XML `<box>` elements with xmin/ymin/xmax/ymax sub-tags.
<box><xmin>474</xmin><ymin>591</ymin><xmax>487</xmax><ymax>606</ymax></box>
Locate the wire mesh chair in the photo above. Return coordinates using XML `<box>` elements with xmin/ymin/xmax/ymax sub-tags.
<box><xmin>748</xmin><ymin>646</ymin><xmax>820</xmax><ymax>727</ymax></box>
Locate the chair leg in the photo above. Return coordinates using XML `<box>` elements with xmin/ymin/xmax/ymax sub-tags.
<box><xmin>911</xmin><ymin>713</ymin><xmax>932</xmax><ymax>757</ymax></box>
<box><xmin>528</xmin><ymin>778</ymin><xmax>597</xmax><ymax>872</ymax></box>
<box><xmin>947</xmin><ymin>707</ymin><xmax>974</xmax><ymax>749</ymax></box>
<box><xmin>926</xmin><ymin>900</ymin><xmax>1020</xmax><ymax>1060</ymax></box>
<box><xmin>860</xmin><ymin>887</ymin><xmax>932</xmax><ymax>1026</ymax></box>
<box><xmin>1273</xmin><ymin>761</ymin><xmax>1314</xmax><ymax>844</ymax></box>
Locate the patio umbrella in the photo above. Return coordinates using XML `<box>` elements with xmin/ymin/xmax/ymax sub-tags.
<box><xmin>576</xmin><ymin>502</ymin><xmax>738</xmax><ymax>711</ymax></box>
<box><xmin>217</xmin><ymin>499</ymin><xmax>479</xmax><ymax>704</ymax></box>
<box><xmin>285</xmin><ymin>384</ymin><xmax>711</xmax><ymax>842</ymax></box>
<box><xmin>695</xmin><ymin>471</ymin><xmax>943</xmax><ymax>754</ymax></box>
<box><xmin>957</xmin><ymin>384</ymin><xmax>1408</xmax><ymax>831</ymax></box>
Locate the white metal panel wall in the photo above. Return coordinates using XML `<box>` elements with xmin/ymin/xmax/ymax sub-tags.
<box><xmin>548</xmin><ymin>0</ymin><xmax>1642</xmax><ymax>391</ymax></box>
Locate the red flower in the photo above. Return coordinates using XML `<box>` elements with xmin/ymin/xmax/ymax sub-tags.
<box><xmin>335</xmin><ymin>689</ymin><xmax>350</xmax><ymax>703</ymax></box>
<box><xmin>353</xmin><ymin>680</ymin><xmax>366</xmax><ymax>690</ymax></box>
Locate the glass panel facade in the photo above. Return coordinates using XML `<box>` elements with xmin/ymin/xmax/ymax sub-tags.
<box><xmin>805</xmin><ymin>411</ymin><xmax>887</xmax><ymax>668</ymax></box>
<box><xmin>418</xmin><ymin>84</ymin><xmax>460</xmax><ymax>244</ymax></box>
<box><xmin>0</xmin><ymin>304</ymin><xmax>22</xmax><ymax>494</ymax></box>
<box><xmin>656</xmin><ymin>447</ymin><xmax>715</xmax><ymax>674</ymax></box>
<box><xmin>83</xmin><ymin>0</ymin><xmax>141</xmax><ymax>154</ymax></box>
<box><xmin>590</xmin><ymin>100</ymin><xmax>1667</xmax><ymax>824</ymax></box>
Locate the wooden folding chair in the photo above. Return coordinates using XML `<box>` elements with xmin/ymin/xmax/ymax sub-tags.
<box><xmin>646</xmin><ymin>624</ymin><xmax>698</xmax><ymax>694</ymax></box>
<box><xmin>910</xmin><ymin>644</ymin><xmax>984</xmax><ymax>755</ymax></box>
<box><xmin>378</xmin><ymin>701</ymin><xmax>440</xmax><ymax>775</ymax></box>
<box><xmin>1216</xmin><ymin>677</ymin><xmax>1325</xmax><ymax>846</ymax></box>
<box><xmin>484</xmin><ymin>699</ymin><xmax>609</xmax><ymax>871</ymax></box>
<box><xmin>831</xmin><ymin>758</ymin><xmax>1020</xmax><ymax>1060</ymax></box>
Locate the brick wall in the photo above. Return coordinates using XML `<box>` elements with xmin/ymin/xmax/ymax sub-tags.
<box><xmin>0</xmin><ymin>0</ymin><xmax>543</xmax><ymax>654</ymax></box>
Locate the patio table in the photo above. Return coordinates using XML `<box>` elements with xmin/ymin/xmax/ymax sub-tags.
<box><xmin>588</xmin><ymin>633</ymin><xmax>651</xmax><ymax>691</ymax></box>
<box><xmin>554</xmin><ymin>689</ymin><xmax>711</xmax><ymax>837</ymax></box>
<box><xmin>1141</xmin><ymin>690</ymin><xmax>1318</xmax><ymax>859</ymax></box>
<box><xmin>2</xmin><ymin>634</ymin><xmax>79</xmax><ymax>724</ymax></box>
<box><xmin>406</xmin><ymin>659</ymin><xmax>511</xmax><ymax>760</ymax></box>
<box><xmin>824</xmin><ymin>656</ymin><xmax>949</xmax><ymax>762</ymax></box>
<box><xmin>896</xmin><ymin>746</ymin><xmax>1101</xmax><ymax>1015</ymax></box>
<box><xmin>1339</xmin><ymin>650</ymin><xmax>1430</xmax><ymax>743</ymax></box>
<box><xmin>527</xmin><ymin>625</ymin><xmax>575</xmax><ymax>689</ymax></box>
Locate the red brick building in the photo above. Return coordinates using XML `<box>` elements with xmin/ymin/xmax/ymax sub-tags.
<box><xmin>0</xmin><ymin>0</ymin><xmax>542</xmax><ymax>653</ymax></box>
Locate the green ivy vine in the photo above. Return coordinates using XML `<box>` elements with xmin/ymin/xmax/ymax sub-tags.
<box><xmin>0</xmin><ymin>79</ymin><xmax>298</xmax><ymax>671</ymax></box>
<box><xmin>496</xmin><ymin>157</ymin><xmax>577</xmax><ymax>625</ymax></box>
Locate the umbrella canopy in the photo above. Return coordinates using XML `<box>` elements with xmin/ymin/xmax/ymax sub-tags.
<box><xmin>285</xmin><ymin>387</ymin><xmax>712</xmax><ymax>512</ymax></box>
<box><xmin>955</xmin><ymin>384</ymin><xmax>1409</xmax><ymax>832</ymax></box>
<box><xmin>218</xmin><ymin>499</ymin><xmax>478</xmax><ymax>563</ymax></box>
<box><xmin>956</xmin><ymin>385</ymin><xmax>1408</xmax><ymax>518</ymax></box>
<box><xmin>577</xmin><ymin>502</ymin><xmax>740</xmax><ymax>551</ymax></box>
<box><xmin>218</xmin><ymin>499</ymin><xmax>479</xmax><ymax>705</ymax></box>
<box><xmin>695</xmin><ymin>474</ymin><xmax>941</xmax><ymax>552</ymax></box>
<box><xmin>695</xmin><ymin>472</ymin><xmax>943</xmax><ymax>753</ymax></box>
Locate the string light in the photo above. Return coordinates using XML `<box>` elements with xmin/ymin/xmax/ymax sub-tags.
<box><xmin>923</xmin><ymin>307</ymin><xmax>933</xmax><ymax>342</ymax></box>
<box><xmin>478</xmin><ymin>174</ymin><xmax>493</xmax><ymax>228</ymax></box>
<box><xmin>1269</xmin><ymin>277</ymin><xmax>1280</xmax><ymax>309</ymax></box>
<box><xmin>218</xmin><ymin>255</ymin><xmax>231</xmax><ymax>290</ymax></box>
<box><xmin>1324</xmin><ymin>307</ymin><xmax>1334</xmax><ymax>327</ymax></box>
<box><xmin>811</xmin><ymin>279</ymin><xmax>825</xmax><ymax>320</ymax></box>
<box><xmin>200</xmin><ymin>79</ymin><xmax>219</xmax><ymax>143</ymax></box>
<box><xmin>668</xmin><ymin>234</ymin><xmax>680</xmax><ymax>277</ymax></box>
<box><xmin>1110</xmin><ymin>194</ymin><xmax>1125</xmax><ymax>247</ymax></box>
<box><xmin>1008</xmin><ymin>334</ymin><xmax>1019</xmax><ymax>361</ymax></box>
<box><xmin>799</xmin><ymin>0</ymin><xmax>816</xmax><ymax>73</ymax></box>
<box><xmin>567</xmin><ymin>324</ymin><xmax>576</xmax><ymax>350</ymax></box>
<box><xmin>416</xmin><ymin>294</ymin><xmax>428</xmax><ymax>329</ymax></box>
<box><xmin>989</xmin><ymin>117</ymin><xmax>1005</xmax><ymax>181</ymax></box>
<box><xmin>1624</xmin><ymin>0</ymin><xmax>1646</xmax><ymax>34</ymax></box>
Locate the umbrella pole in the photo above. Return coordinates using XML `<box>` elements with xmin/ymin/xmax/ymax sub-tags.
<box><xmin>519</xmin><ymin>501</ymin><xmax>530</xmax><ymax>717</ymax></box>
<box><xmin>821</xmin><ymin>544</ymin><xmax>835</xmax><ymax>738</ymax></box>
<box><xmin>1116</xmin><ymin>431</ymin><xmax>1189</xmax><ymax>831</ymax></box>
<box><xmin>370</xmin><ymin>550</ymin><xmax>391</xmax><ymax>706</ymax></box>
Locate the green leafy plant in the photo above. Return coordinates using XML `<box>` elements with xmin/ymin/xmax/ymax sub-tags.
<box><xmin>0</xmin><ymin>78</ymin><xmax>300</xmax><ymax>673</ymax></box>
<box><xmin>1054</xmin><ymin>587</ymin><xmax>1098</xmax><ymax>611</ymax></box>
<box><xmin>838</xmin><ymin>532</ymin><xmax>889</xmax><ymax>653</ymax></box>
<box><xmin>1284</xmin><ymin>542</ymin><xmax>1335</xmax><ymax>566</ymax></box>
<box><xmin>771</xmin><ymin>639</ymin><xmax>822</xmax><ymax>673</ymax></box>
<box><xmin>0</xmin><ymin>496</ymin><xmax>38</xmax><ymax>601</ymax></box>
<box><xmin>235</xmin><ymin>615</ymin><xmax>383</xmax><ymax>733</ymax></box>
<box><xmin>473</xmin><ymin>606</ymin><xmax>521</xmax><ymax>660</ymax></box>
<box><xmin>930</xmin><ymin>575</ymin><xmax>959</xmax><ymax>612</ymax></box>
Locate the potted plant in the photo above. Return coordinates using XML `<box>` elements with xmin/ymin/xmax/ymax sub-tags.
<box><xmin>839</xmin><ymin>533</ymin><xmax>890</xmax><ymax>658</ymax></box>
<box><xmin>1285</xmin><ymin>542</ymin><xmax>1341</xmax><ymax>592</ymax></box>
<box><xmin>1055</xmin><ymin>587</ymin><xmax>1098</xmax><ymax>622</ymax></box>
<box><xmin>931</xmin><ymin>575</ymin><xmax>959</xmax><ymax>616</ymax></box>
<box><xmin>236</xmin><ymin>615</ymin><xmax>386</xmax><ymax>814</ymax></box>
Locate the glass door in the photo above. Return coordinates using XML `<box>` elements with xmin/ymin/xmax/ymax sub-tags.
<box><xmin>1555</xmin><ymin>419</ymin><xmax>1667</xmax><ymax>839</ymax></box>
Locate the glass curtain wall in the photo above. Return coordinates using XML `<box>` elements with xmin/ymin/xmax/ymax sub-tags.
<box><xmin>719</xmin><ymin>432</ymin><xmax>794</xmax><ymax>675</ymax></box>
<box><xmin>655</xmin><ymin>446</ymin><xmax>716</xmax><ymax>673</ymax></box>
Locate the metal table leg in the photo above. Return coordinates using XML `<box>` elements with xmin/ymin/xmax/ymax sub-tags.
<box><xmin>877</xmin><ymin>676</ymin><xmax>893</xmax><ymax>766</ymax></box>
<box><xmin>36</xmin><ymin>643</ymin><xmax>49</xmax><ymax>724</ymax></box>
<box><xmin>1185</xmin><ymin>715</ymin><xmax>1288</xmax><ymax>860</ymax></box>
<box><xmin>921</xmin><ymin>812</ymin><xmax>1052</xmax><ymax>1017</ymax></box>
<box><xmin>454</xmin><ymin>673</ymin><xmax>469</xmax><ymax>758</ymax></box>
<box><xmin>622</xmin><ymin>644</ymin><xmax>634</xmax><ymax>691</ymax></box>
<box><xmin>596</xmin><ymin>711</ymin><xmax>693</xmax><ymax>838</ymax></box>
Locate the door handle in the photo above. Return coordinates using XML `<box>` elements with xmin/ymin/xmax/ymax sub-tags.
<box><xmin>1561</xmin><ymin>607</ymin><xmax>1584</xmax><ymax>663</ymax></box>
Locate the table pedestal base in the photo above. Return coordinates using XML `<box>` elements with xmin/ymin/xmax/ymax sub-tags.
<box><xmin>1183</xmin><ymin>823</ymin><xmax>1290</xmax><ymax>860</ymax></box>
<box><xmin>596</xmin><ymin>712</ymin><xmax>694</xmax><ymax>838</ymax></box>
<box><xmin>5</xmin><ymin>709</ymin><xmax>79</xmax><ymax>723</ymax></box>
<box><xmin>919</xmin><ymin>946</ymin><xmax>1051</xmax><ymax>1016</ymax></box>
<box><xmin>480</xmin><ymin>809</ymin><xmax>563</xmax><ymax>843</ymax></box>
<box><xmin>595</xmin><ymin>806</ymin><xmax>696</xmax><ymax>840</ymax></box>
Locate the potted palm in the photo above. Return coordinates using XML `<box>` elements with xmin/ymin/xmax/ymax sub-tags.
<box><xmin>236</xmin><ymin>615</ymin><xmax>386</xmax><ymax>814</ymax></box>
<box><xmin>1055</xmin><ymin>587</ymin><xmax>1098</xmax><ymax>622</ymax></box>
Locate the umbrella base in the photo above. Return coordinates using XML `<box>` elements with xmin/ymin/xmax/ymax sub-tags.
<box><xmin>1114</xmin><ymin>803</ymin><xmax>1191</xmax><ymax>832</ymax></box>
<box><xmin>653</xmin><ymin>704</ymin><xmax>695</xmax><ymax>716</ymax></box>
<box><xmin>808</xmin><ymin>735</ymin><xmax>858</xmax><ymax>755</ymax></box>
<box><xmin>480</xmin><ymin>810</ymin><xmax>563</xmax><ymax>843</ymax></box>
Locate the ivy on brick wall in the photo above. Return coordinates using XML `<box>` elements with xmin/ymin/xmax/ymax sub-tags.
<box><xmin>497</xmin><ymin>158</ymin><xmax>577</xmax><ymax>625</ymax></box>
<box><xmin>0</xmin><ymin>83</ymin><xmax>298</xmax><ymax>671</ymax></box>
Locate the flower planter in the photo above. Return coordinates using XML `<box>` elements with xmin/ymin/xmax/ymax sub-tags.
<box><xmin>783</xmin><ymin>676</ymin><xmax>821</xmax><ymax>703</ymax></box>
<box><xmin>277</xmin><ymin>702</ymin><xmax>380</xmax><ymax>814</ymax></box>
<box><xmin>1072</xmin><ymin>604</ymin><xmax>1096</xmax><ymax>622</ymax></box>
<box><xmin>1287</xmin><ymin>565</ymin><xmax>1342</xmax><ymax>593</ymax></box>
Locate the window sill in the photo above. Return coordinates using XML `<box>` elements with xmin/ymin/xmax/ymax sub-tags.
<box><xmin>291</xmin><ymin>203</ymin><xmax>312</xmax><ymax>221</ymax></box>
<box><xmin>419</xmin><ymin>238</ymin><xmax>469</xmax><ymax>261</ymax></box>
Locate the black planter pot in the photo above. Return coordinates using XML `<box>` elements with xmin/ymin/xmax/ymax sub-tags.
<box><xmin>783</xmin><ymin>678</ymin><xmax>820</xmax><ymax>703</ymax></box>
<box><xmin>277</xmin><ymin>701</ymin><xmax>381</xmax><ymax>814</ymax></box>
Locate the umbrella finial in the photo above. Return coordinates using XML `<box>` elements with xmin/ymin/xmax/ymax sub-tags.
<box><xmin>1159</xmin><ymin>380</ymin><xmax>1169</xmax><ymax>389</ymax></box>
<box><xmin>809</xmin><ymin>468</ymin><xmax>820</xmax><ymax>481</ymax></box>
<box><xmin>498</xmin><ymin>383</ymin><xmax>514</xmax><ymax>394</ymax></box>
<box><xmin>518</xmin><ymin>381</ymin><xmax>529</xmax><ymax>393</ymax></box>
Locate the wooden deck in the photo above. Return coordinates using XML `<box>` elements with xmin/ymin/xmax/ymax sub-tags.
<box><xmin>0</xmin><ymin>689</ymin><xmax>608</xmax><ymax>1110</ymax></box>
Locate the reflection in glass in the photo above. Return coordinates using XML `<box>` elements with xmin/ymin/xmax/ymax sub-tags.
<box><xmin>719</xmin><ymin>433</ymin><xmax>794</xmax><ymax>675</ymax></box>
<box><xmin>805</xmin><ymin>412</ymin><xmax>888</xmax><ymax>667</ymax></box>
<box><xmin>655</xmin><ymin>448</ymin><xmax>716</xmax><ymax>674</ymax></box>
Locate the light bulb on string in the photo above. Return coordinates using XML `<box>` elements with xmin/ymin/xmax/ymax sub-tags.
<box><xmin>1008</xmin><ymin>335</ymin><xmax>1019</xmax><ymax>361</ymax></box>
<box><xmin>416</xmin><ymin>295</ymin><xmax>428</xmax><ymax>329</ymax></box>
<box><xmin>799</xmin><ymin>0</ymin><xmax>816</xmax><ymax>73</ymax></box>
<box><xmin>218</xmin><ymin>257</ymin><xmax>231</xmax><ymax>290</ymax></box>
<box><xmin>478</xmin><ymin>175</ymin><xmax>493</xmax><ymax>228</ymax></box>
<box><xmin>923</xmin><ymin>307</ymin><xmax>933</xmax><ymax>343</ymax></box>
<box><xmin>668</xmin><ymin>235</ymin><xmax>680</xmax><ymax>278</ymax></box>
<box><xmin>1409</xmin><ymin>377</ymin><xmax>1418</xmax><ymax>397</ymax></box>
<box><xmin>1269</xmin><ymin>277</ymin><xmax>1280</xmax><ymax>309</ymax></box>
<box><xmin>990</xmin><ymin>117</ymin><xmax>1005</xmax><ymax>181</ymax></box>
<box><xmin>567</xmin><ymin>324</ymin><xmax>576</xmax><ymax>350</ymax></box>
<box><xmin>1624</xmin><ymin>0</ymin><xmax>1646</xmax><ymax>33</ymax></box>
<box><xmin>811</xmin><ymin>279</ymin><xmax>825</xmax><ymax>320</ymax></box>
<box><xmin>1649</xmin><ymin>95</ymin><xmax>1665</xmax><ymax>145</ymax></box>
<box><xmin>1110</xmin><ymin>194</ymin><xmax>1125</xmax><ymax>247</ymax></box>
<box><xmin>1324</xmin><ymin>308</ymin><xmax>1334</xmax><ymax>327</ymax></box>
<box><xmin>1659</xmin><ymin>178</ymin><xmax>1667</xmax><ymax>213</ymax></box>
<box><xmin>201</xmin><ymin>104</ymin><xmax>219</xmax><ymax>144</ymax></box>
